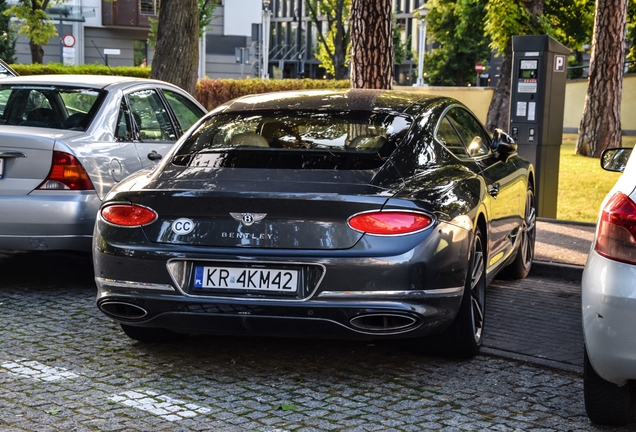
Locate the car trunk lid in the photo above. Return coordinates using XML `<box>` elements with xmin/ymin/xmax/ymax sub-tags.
<box><xmin>0</xmin><ymin>128</ymin><xmax>59</xmax><ymax>195</ymax></box>
<box><xmin>132</xmin><ymin>167</ymin><xmax>400</xmax><ymax>250</ymax></box>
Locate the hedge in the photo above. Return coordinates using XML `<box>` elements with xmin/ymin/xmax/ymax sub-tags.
<box><xmin>196</xmin><ymin>77</ymin><xmax>350</xmax><ymax>110</ymax></box>
<box><xmin>8</xmin><ymin>63</ymin><xmax>350</xmax><ymax>111</ymax></box>
<box><xmin>10</xmin><ymin>63</ymin><xmax>151</xmax><ymax>78</ymax></box>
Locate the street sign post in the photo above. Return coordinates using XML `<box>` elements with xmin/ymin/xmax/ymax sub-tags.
<box><xmin>474</xmin><ymin>62</ymin><xmax>486</xmax><ymax>86</ymax></box>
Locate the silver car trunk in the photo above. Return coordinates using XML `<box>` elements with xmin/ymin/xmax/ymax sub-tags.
<box><xmin>0</xmin><ymin>128</ymin><xmax>59</xmax><ymax>195</ymax></box>
<box><xmin>134</xmin><ymin>168</ymin><xmax>397</xmax><ymax>250</ymax></box>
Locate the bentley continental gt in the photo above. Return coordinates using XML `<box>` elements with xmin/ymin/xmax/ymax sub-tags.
<box><xmin>93</xmin><ymin>89</ymin><xmax>535</xmax><ymax>357</ymax></box>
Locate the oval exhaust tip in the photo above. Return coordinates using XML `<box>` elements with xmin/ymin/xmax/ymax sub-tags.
<box><xmin>99</xmin><ymin>301</ymin><xmax>148</xmax><ymax>320</ymax></box>
<box><xmin>350</xmin><ymin>314</ymin><xmax>418</xmax><ymax>333</ymax></box>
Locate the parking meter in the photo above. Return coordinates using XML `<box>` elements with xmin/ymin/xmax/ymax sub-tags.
<box><xmin>510</xmin><ymin>35</ymin><xmax>569</xmax><ymax>218</ymax></box>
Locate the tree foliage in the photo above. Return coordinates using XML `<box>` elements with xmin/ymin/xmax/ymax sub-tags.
<box><xmin>0</xmin><ymin>0</ymin><xmax>15</xmax><ymax>63</ymax></box>
<box><xmin>423</xmin><ymin>0</ymin><xmax>490</xmax><ymax>86</ymax></box>
<box><xmin>305</xmin><ymin>0</ymin><xmax>350</xmax><ymax>79</ymax></box>
<box><xmin>148</xmin><ymin>0</ymin><xmax>218</xmax><ymax>49</ymax></box>
<box><xmin>483</xmin><ymin>0</ymin><xmax>546</xmax><ymax>131</ymax></box>
<box><xmin>544</xmin><ymin>0</ymin><xmax>594</xmax><ymax>79</ymax></box>
<box><xmin>4</xmin><ymin>0</ymin><xmax>62</xmax><ymax>64</ymax></box>
<box><xmin>392</xmin><ymin>13</ymin><xmax>411</xmax><ymax>65</ymax></box>
<box><xmin>626</xmin><ymin>0</ymin><xmax>636</xmax><ymax>72</ymax></box>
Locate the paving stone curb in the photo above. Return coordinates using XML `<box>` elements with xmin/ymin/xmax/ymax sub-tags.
<box><xmin>530</xmin><ymin>261</ymin><xmax>584</xmax><ymax>282</ymax></box>
<box><xmin>481</xmin><ymin>348</ymin><xmax>583</xmax><ymax>375</ymax></box>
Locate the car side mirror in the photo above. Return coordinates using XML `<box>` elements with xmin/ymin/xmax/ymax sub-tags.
<box><xmin>601</xmin><ymin>148</ymin><xmax>632</xmax><ymax>173</ymax></box>
<box><xmin>491</xmin><ymin>128</ymin><xmax>518</xmax><ymax>154</ymax></box>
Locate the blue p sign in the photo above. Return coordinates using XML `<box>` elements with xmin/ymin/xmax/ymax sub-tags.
<box><xmin>554</xmin><ymin>55</ymin><xmax>566</xmax><ymax>72</ymax></box>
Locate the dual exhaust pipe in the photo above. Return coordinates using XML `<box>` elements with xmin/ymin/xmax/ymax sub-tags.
<box><xmin>100</xmin><ymin>301</ymin><xmax>419</xmax><ymax>334</ymax></box>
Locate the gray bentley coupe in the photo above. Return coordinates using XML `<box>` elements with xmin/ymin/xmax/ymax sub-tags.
<box><xmin>93</xmin><ymin>89</ymin><xmax>535</xmax><ymax>357</ymax></box>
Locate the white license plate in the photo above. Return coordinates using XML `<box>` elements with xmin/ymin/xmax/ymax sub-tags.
<box><xmin>0</xmin><ymin>158</ymin><xmax>4</xmax><ymax>178</ymax></box>
<box><xmin>193</xmin><ymin>266</ymin><xmax>299</xmax><ymax>292</ymax></box>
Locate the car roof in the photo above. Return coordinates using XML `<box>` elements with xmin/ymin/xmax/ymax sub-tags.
<box><xmin>0</xmin><ymin>74</ymin><xmax>170</xmax><ymax>90</ymax></box>
<box><xmin>221</xmin><ymin>89</ymin><xmax>446</xmax><ymax>115</ymax></box>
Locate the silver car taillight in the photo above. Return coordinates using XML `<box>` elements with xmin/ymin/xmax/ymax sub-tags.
<box><xmin>595</xmin><ymin>191</ymin><xmax>636</xmax><ymax>265</ymax></box>
<box><xmin>37</xmin><ymin>151</ymin><xmax>94</xmax><ymax>191</ymax></box>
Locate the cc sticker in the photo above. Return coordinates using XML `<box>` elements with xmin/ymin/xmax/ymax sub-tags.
<box><xmin>172</xmin><ymin>218</ymin><xmax>194</xmax><ymax>235</ymax></box>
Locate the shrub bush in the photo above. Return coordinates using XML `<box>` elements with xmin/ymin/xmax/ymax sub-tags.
<box><xmin>195</xmin><ymin>77</ymin><xmax>349</xmax><ymax>110</ymax></box>
<box><xmin>10</xmin><ymin>63</ymin><xmax>151</xmax><ymax>78</ymax></box>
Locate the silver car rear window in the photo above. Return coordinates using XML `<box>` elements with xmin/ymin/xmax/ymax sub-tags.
<box><xmin>0</xmin><ymin>85</ymin><xmax>106</xmax><ymax>131</ymax></box>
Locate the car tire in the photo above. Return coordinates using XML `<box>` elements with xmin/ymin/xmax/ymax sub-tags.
<box><xmin>501</xmin><ymin>184</ymin><xmax>536</xmax><ymax>279</ymax></box>
<box><xmin>120</xmin><ymin>324</ymin><xmax>188</xmax><ymax>343</ymax></box>
<box><xmin>584</xmin><ymin>348</ymin><xmax>635</xmax><ymax>426</ymax></box>
<box><xmin>429</xmin><ymin>227</ymin><xmax>486</xmax><ymax>358</ymax></box>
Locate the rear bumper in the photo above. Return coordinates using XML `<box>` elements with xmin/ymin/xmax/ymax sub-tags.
<box><xmin>93</xmin><ymin>219</ymin><xmax>472</xmax><ymax>340</ymax></box>
<box><xmin>95</xmin><ymin>286</ymin><xmax>463</xmax><ymax>340</ymax></box>
<box><xmin>0</xmin><ymin>191</ymin><xmax>99</xmax><ymax>252</ymax></box>
<box><xmin>582</xmin><ymin>250</ymin><xmax>636</xmax><ymax>385</ymax></box>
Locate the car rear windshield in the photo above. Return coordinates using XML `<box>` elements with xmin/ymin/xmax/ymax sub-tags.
<box><xmin>0</xmin><ymin>85</ymin><xmax>106</xmax><ymax>131</ymax></box>
<box><xmin>172</xmin><ymin>111</ymin><xmax>412</xmax><ymax>170</ymax></box>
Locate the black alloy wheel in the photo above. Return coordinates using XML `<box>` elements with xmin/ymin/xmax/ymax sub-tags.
<box><xmin>467</xmin><ymin>229</ymin><xmax>486</xmax><ymax>347</ymax></box>
<box><xmin>430</xmin><ymin>227</ymin><xmax>486</xmax><ymax>358</ymax></box>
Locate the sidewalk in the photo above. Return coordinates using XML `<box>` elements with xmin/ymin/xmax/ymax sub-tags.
<box><xmin>480</xmin><ymin>218</ymin><xmax>595</xmax><ymax>374</ymax></box>
<box><xmin>532</xmin><ymin>218</ymin><xmax>595</xmax><ymax>280</ymax></box>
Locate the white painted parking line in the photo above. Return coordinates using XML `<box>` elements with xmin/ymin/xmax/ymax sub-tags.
<box><xmin>109</xmin><ymin>389</ymin><xmax>212</xmax><ymax>422</ymax></box>
<box><xmin>1</xmin><ymin>360</ymin><xmax>78</xmax><ymax>382</ymax></box>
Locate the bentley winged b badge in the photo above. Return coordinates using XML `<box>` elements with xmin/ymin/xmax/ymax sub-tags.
<box><xmin>230</xmin><ymin>212</ymin><xmax>267</xmax><ymax>226</ymax></box>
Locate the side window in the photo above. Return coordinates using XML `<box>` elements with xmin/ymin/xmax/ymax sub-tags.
<box><xmin>127</xmin><ymin>89</ymin><xmax>176</xmax><ymax>141</ymax></box>
<box><xmin>162</xmin><ymin>90</ymin><xmax>204</xmax><ymax>132</ymax></box>
<box><xmin>447</xmin><ymin>108</ymin><xmax>491</xmax><ymax>158</ymax></box>
<box><xmin>0</xmin><ymin>89</ymin><xmax>10</xmax><ymax>117</ymax></box>
<box><xmin>115</xmin><ymin>100</ymin><xmax>134</xmax><ymax>142</ymax></box>
<box><xmin>436</xmin><ymin>117</ymin><xmax>469</xmax><ymax>158</ymax></box>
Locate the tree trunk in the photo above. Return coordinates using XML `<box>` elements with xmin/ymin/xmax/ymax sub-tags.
<box><xmin>349</xmin><ymin>0</ymin><xmax>393</xmax><ymax>89</ymax></box>
<box><xmin>485</xmin><ymin>42</ymin><xmax>512</xmax><ymax>132</ymax></box>
<box><xmin>576</xmin><ymin>0</ymin><xmax>627</xmax><ymax>157</ymax></box>
<box><xmin>150</xmin><ymin>0</ymin><xmax>199</xmax><ymax>96</ymax></box>
<box><xmin>29</xmin><ymin>40</ymin><xmax>43</xmax><ymax>64</ymax></box>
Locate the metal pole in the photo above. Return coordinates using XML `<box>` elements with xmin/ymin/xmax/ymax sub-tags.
<box><xmin>58</xmin><ymin>19</ymin><xmax>64</xmax><ymax>64</ymax></box>
<box><xmin>416</xmin><ymin>18</ymin><xmax>427</xmax><ymax>86</ymax></box>
<box><xmin>263</xmin><ymin>10</ymin><xmax>271</xmax><ymax>79</ymax></box>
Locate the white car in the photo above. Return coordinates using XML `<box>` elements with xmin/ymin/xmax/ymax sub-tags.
<box><xmin>582</xmin><ymin>146</ymin><xmax>636</xmax><ymax>425</ymax></box>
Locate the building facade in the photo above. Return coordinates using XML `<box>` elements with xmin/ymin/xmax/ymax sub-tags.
<box><xmin>9</xmin><ymin>0</ymin><xmax>427</xmax><ymax>83</ymax></box>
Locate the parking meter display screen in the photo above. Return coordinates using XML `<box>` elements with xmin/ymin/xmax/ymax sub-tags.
<box><xmin>520</xmin><ymin>69</ymin><xmax>537</xmax><ymax>79</ymax></box>
<box><xmin>519</xmin><ymin>60</ymin><xmax>538</xmax><ymax>79</ymax></box>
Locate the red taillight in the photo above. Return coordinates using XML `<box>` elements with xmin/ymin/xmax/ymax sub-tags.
<box><xmin>101</xmin><ymin>205</ymin><xmax>158</xmax><ymax>227</ymax></box>
<box><xmin>37</xmin><ymin>151</ymin><xmax>94</xmax><ymax>190</ymax></box>
<box><xmin>595</xmin><ymin>192</ymin><xmax>636</xmax><ymax>264</ymax></box>
<box><xmin>348</xmin><ymin>211</ymin><xmax>433</xmax><ymax>235</ymax></box>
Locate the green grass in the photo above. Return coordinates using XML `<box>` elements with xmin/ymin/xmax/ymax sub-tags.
<box><xmin>556</xmin><ymin>134</ymin><xmax>636</xmax><ymax>222</ymax></box>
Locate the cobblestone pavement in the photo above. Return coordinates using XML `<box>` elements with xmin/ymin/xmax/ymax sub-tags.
<box><xmin>0</xmin><ymin>252</ymin><xmax>627</xmax><ymax>431</ymax></box>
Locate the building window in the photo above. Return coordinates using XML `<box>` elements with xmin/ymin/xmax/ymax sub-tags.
<box><xmin>140</xmin><ymin>0</ymin><xmax>159</xmax><ymax>15</ymax></box>
<box><xmin>134</xmin><ymin>40</ymin><xmax>148</xmax><ymax>67</ymax></box>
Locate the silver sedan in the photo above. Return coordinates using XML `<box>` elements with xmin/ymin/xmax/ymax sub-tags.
<box><xmin>0</xmin><ymin>75</ymin><xmax>206</xmax><ymax>252</ymax></box>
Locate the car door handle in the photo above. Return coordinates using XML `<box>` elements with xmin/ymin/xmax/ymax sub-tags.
<box><xmin>488</xmin><ymin>183</ymin><xmax>500</xmax><ymax>199</ymax></box>
<box><xmin>147</xmin><ymin>150</ymin><xmax>163</xmax><ymax>161</ymax></box>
